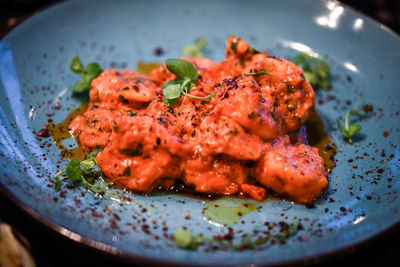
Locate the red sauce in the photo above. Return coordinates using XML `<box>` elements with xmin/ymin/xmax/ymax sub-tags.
<box><xmin>64</xmin><ymin>36</ymin><xmax>333</xmax><ymax>205</ymax></box>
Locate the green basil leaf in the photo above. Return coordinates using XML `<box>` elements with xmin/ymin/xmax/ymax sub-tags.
<box><xmin>163</xmin><ymin>83</ymin><xmax>182</xmax><ymax>99</ymax></box>
<box><xmin>316</xmin><ymin>61</ymin><xmax>330</xmax><ymax>78</ymax></box>
<box><xmin>85</xmin><ymin>63</ymin><xmax>103</xmax><ymax>80</ymax></box>
<box><xmin>164</xmin><ymin>97</ymin><xmax>179</xmax><ymax>106</ymax></box>
<box><xmin>293</xmin><ymin>53</ymin><xmax>331</xmax><ymax>90</ymax></box>
<box><xmin>65</xmin><ymin>158</ymin><xmax>82</xmax><ymax>182</ymax></box>
<box><xmin>71</xmin><ymin>57</ymin><xmax>103</xmax><ymax>94</ymax></box>
<box><xmin>162</xmin><ymin>79</ymin><xmax>181</xmax><ymax>89</ymax></box>
<box><xmin>72</xmin><ymin>76</ymin><xmax>92</xmax><ymax>93</ymax></box>
<box><xmin>348</xmin><ymin>124</ymin><xmax>361</xmax><ymax>136</ymax></box>
<box><xmin>70</xmin><ymin>56</ymin><xmax>85</xmax><ymax>74</ymax></box>
<box><xmin>304</xmin><ymin>72</ymin><xmax>317</xmax><ymax>86</ymax></box>
<box><xmin>165</xmin><ymin>58</ymin><xmax>198</xmax><ymax>82</ymax></box>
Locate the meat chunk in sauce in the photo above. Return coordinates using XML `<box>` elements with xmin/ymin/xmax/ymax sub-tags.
<box><xmin>69</xmin><ymin>36</ymin><xmax>328</xmax><ymax>204</ymax></box>
<box><xmin>256</xmin><ymin>137</ymin><xmax>327</xmax><ymax>204</ymax></box>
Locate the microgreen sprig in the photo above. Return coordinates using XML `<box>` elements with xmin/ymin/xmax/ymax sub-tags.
<box><xmin>336</xmin><ymin>109</ymin><xmax>361</xmax><ymax>144</ymax></box>
<box><xmin>162</xmin><ymin>58</ymin><xmax>213</xmax><ymax>108</ymax></box>
<box><xmin>181</xmin><ymin>38</ymin><xmax>208</xmax><ymax>58</ymax></box>
<box><xmin>336</xmin><ymin>97</ymin><xmax>373</xmax><ymax>144</ymax></box>
<box><xmin>53</xmin><ymin>148</ymin><xmax>103</xmax><ymax>190</ymax></box>
<box><xmin>293</xmin><ymin>53</ymin><xmax>331</xmax><ymax>90</ymax></box>
<box><xmin>244</xmin><ymin>67</ymin><xmax>271</xmax><ymax>76</ymax></box>
<box><xmin>70</xmin><ymin>56</ymin><xmax>102</xmax><ymax>93</ymax></box>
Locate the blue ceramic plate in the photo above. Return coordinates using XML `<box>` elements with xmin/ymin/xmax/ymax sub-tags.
<box><xmin>1</xmin><ymin>0</ymin><xmax>400</xmax><ymax>265</ymax></box>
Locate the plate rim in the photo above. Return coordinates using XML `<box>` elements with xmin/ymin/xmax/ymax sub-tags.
<box><xmin>0</xmin><ymin>0</ymin><xmax>399</xmax><ymax>265</ymax></box>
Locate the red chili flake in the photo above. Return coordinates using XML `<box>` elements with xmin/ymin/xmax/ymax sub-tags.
<box><xmin>340</xmin><ymin>207</ymin><xmax>347</xmax><ymax>212</ymax></box>
<box><xmin>352</xmin><ymin>164</ymin><xmax>358</xmax><ymax>169</ymax></box>
<box><xmin>110</xmin><ymin>219</ymin><xmax>118</xmax><ymax>229</ymax></box>
<box><xmin>37</xmin><ymin>127</ymin><xmax>50</xmax><ymax>137</ymax></box>
<box><xmin>366</xmin><ymin>195</ymin><xmax>372</xmax><ymax>200</ymax></box>
<box><xmin>377</xmin><ymin>169</ymin><xmax>384</xmax><ymax>174</ymax></box>
<box><xmin>184</xmin><ymin>215</ymin><xmax>191</xmax><ymax>220</ymax></box>
<box><xmin>383</xmin><ymin>131</ymin><xmax>389</xmax><ymax>137</ymax></box>
<box><xmin>154</xmin><ymin>47</ymin><xmax>164</xmax><ymax>56</ymax></box>
<box><xmin>348</xmin><ymin>185</ymin><xmax>353</xmax><ymax>190</ymax></box>
<box><xmin>53</xmin><ymin>102</ymin><xmax>61</xmax><ymax>110</ymax></box>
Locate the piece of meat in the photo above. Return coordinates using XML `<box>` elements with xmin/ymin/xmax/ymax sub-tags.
<box><xmin>193</xmin><ymin>114</ymin><xmax>262</xmax><ymax>160</ymax></box>
<box><xmin>96</xmin><ymin>115</ymin><xmax>189</xmax><ymax>192</ymax></box>
<box><xmin>90</xmin><ymin>69</ymin><xmax>156</xmax><ymax>110</ymax></box>
<box><xmin>68</xmin><ymin>114</ymin><xmax>110</xmax><ymax>150</ymax></box>
<box><xmin>214</xmin><ymin>75</ymin><xmax>280</xmax><ymax>139</ymax></box>
<box><xmin>241</xmin><ymin>184</ymin><xmax>266</xmax><ymax>201</ymax></box>
<box><xmin>247</xmin><ymin>56</ymin><xmax>315</xmax><ymax>133</ymax></box>
<box><xmin>110</xmin><ymin>115</ymin><xmax>191</xmax><ymax>157</ymax></box>
<box><xmin>182</xmin><ymin>156</ymin><xmax>247</xmax><ymax>195</ymax></box>
<box><xmin>256</xmin><ymin>137</ymin><xmax>327</xmax><ymax>204</ymax></box>
<box><xmin>97</xmin><ymin>144</ymin><xmax>179</xmax><ymax>192</ymax></box>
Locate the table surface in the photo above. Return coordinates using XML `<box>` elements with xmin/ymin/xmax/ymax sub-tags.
<box><xmin>1</xmin><ymin>0</ymin><xmax>400</xmax><ymax>266</ymax></box>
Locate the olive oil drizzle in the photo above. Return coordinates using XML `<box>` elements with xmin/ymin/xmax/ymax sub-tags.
<box><xmin>202</xmin><ymin>200</ymin><xmax>259</xmax><ymax>226</ymax></box>
<box><xmin>305</xmin><ymin>111</ymin><xmax>337</xmax><ymax>173</ymax></box>
<box><xmin>48</xmin><ymin>102</ymin><xmax>88</xmax><ymax>160</ymax></box>
<box><xmin>136</xmin><ymin>61</ymin><xmax>161</xmax><ymax>75</ymax></box>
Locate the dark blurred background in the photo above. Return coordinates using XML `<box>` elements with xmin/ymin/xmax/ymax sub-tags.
<box><xmin>1</xmin><ymin>0</ymin><xmax>400</xmax><ymax>36</ymax></box>
<box><xmin>1</xmin><ymin>0</ymin><xmax>400</xmax><ymax>266</ymax></box>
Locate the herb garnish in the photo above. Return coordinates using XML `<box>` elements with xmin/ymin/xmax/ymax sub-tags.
<box><xmin>293</xmin><ymin>53</ymin><xmax>331</xmax><ymax>90</ymax></box>
<box><xmin>336</xmin><ymin>99</ymin><xmax>372</xmax><ymax>144</ymax></box>
<box><xmin>173</xmin><ymin>216</ymin><xmax>301</xmax><ymax>250</ymax></box>
<box><xmin>70</xmin><ymin>56</ymin><xmax>103</xmax><ymax>93</ymax></box>
<box><xmin>336</xmin><ymin>109</ymin><xmax>361</xmax><ymax>144</ymax></box>
<box><xmin>181</xmin><ymin>38</ymin><xmax>208</xmax><ymax>58</ymax></box>
<box><xmin>162</xmin><ymin>59</ymin><xmax>213</xmax><ymax>108</ymax></box>
<box><xmin>53</xmin><ymin>148</ymin><xmax>103</xmax><ymax>190</ymax></box>
<box><xmin>244</xmin><ymin>67</ymin><xmax>271</xmax><ymax>76</ymax></box>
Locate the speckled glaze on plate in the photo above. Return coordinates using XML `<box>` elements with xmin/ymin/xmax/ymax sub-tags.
<box><xmin>0</xmin><ymin>0</ymin><xmax>399</xmax><ymax>265</ymax></box>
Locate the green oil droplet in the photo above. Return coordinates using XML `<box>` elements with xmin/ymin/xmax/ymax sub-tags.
<box><xmin>203</xmin><ymin>199</ymin><xmax>258</xmax><ymax>226</ymax></box>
